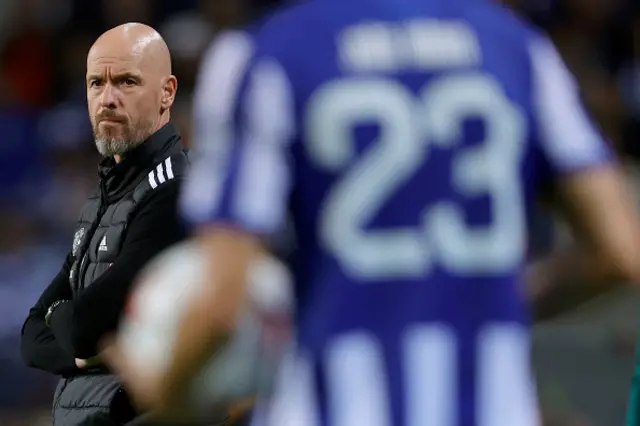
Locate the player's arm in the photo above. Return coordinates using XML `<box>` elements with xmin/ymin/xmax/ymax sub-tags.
<box><xmin>20</xmin><ymin>252</ymin><xmax>80</xmax><ymax>375</ymax></box>
<box><xmin>104</xmin><ymin>31</ymin><xmax>294</xmax><ymax>413</ymax></box>
<box><xmin>160</xmin><ymin>36</ymin><xmax>294</xmax><ymax>410</ymax></box>
<box><xmin>525</xmin><ymin>36</ymin><xmax>640</xmax><ymax>314</ymax></box>
<box><xmin>530</xmin><ymin>172</ymin><xmax>640</xmax><ymax>318</ymax></box>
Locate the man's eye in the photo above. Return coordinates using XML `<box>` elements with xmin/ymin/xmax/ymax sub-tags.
<box><xmin>123</xmin><ymin>79</ymin><xmax>136</xmax><ymax>86</ymax></box>
<box><xmin>89</xmin><ymin>80</ymin><xmax>101</xmax><ymax>87</ymax></box>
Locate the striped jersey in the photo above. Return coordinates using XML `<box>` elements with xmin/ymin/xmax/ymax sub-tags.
<box><xmin>181</xmin><ymin>0</ymin><xmax>612</xmax><ymax>425</ymax></box>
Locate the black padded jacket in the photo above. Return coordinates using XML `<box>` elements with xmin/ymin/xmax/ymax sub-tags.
<box><xmin>21</xmin><ymin>123</ymin><xmax>192</xmax><ymax>425</ymax></box>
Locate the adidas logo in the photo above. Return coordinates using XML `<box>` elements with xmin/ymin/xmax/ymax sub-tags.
<box><xmin>98</xmin><ymin>235</ymin><xmax>108</xmax><ymax>252</ymax></box>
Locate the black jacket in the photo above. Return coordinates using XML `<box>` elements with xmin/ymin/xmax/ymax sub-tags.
<box><xmin>21</xmin><ymin>123</ymin><xmax>190</xmax><ymax>425</ymax></box>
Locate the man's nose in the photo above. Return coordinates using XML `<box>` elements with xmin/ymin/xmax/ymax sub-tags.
<box><xmin>100</xmin><ymin>84</ymin><xmax>118</xmax><ymax>108</ymax></box>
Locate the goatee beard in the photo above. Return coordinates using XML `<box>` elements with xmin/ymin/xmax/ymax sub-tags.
<box><xmin>93</xmin><ymin>121</ymin><xmax>156</xmax><ymax>158</ymax></box>
<box><xmin>95</xmin><ymin>137</ymin><xmax>145</xmax><ymax>157</ymax></box>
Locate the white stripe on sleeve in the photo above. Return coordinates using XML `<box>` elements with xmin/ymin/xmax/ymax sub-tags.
<box><xmin>148</xmin><ymin>170</ymin><xmax>158</xmax><ymax>189</ymax></box>
<box><xmin>156</xmin><ymin>162</ymin><xmax>166</xmax><ymax>184</ymax></box>
<box><xmin>194</xmin><ymin>31</ymin><xmax>256</xmax><ymax>127</ymax></box>
<box><xmin>231</xmin><ymin>57</ymin><xmax>295</xmax><ymax>233</ymax></box>
<box><xmin>164</xmin><ymin>157</ymin><xmax>174</xmax><ymax>180</ymax></box>
<box><xmin>529</xmin><ymin>35</ymin><xmax>609</xmax><ymax>171</ymax></box>
<box><xmin>181</xmin><ymin>31</ymin><xmax>256</xmax><ymax>223</ymax></box>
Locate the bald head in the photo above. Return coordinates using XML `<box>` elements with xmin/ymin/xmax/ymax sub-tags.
<box><xmin>86</xmin><ymin>23</ymin><xmax>178</xmax><ymax>160</ymax></box>
<box><xmin>89</xmin><ymin>23</ymin><xmax>172</xmax><ymax>76</ymax></box>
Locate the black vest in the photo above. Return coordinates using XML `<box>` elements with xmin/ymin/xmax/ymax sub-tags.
<box><xmin>68</xmin><ymin>123</ymin><xmax>189</xmax><ymax>295</ymax></box>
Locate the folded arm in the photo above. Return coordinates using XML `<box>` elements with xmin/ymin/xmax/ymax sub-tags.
<box><xmin>526</xmin><ymin>36</ymin><xmax>640</xmax><ymax>318</ymax></box>
<box><xmin>49</xmin><ymin>181</ymin><xmax>187</xmax><ymax>359</ymax></box>
<box><xmin>20</xmin><ymin>253</ymin><xmax>79</xmax><ymax>375</ymax></box>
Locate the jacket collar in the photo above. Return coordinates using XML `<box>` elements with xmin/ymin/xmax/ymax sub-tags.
<box><xmin>98</xmin><ymin>122</ymin><xmax>182</xmax><ymax>200</ymax></box>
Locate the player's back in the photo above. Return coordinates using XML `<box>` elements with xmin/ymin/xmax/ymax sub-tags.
<box><xmin>250</xmin><ymin>0</ymin><xmax>545</xmax><ymax>425</ymax></box>
<box><xmin>236</xmin><ymin>1</ymin><xmax>544</xmax><ymax>425</ymax></box>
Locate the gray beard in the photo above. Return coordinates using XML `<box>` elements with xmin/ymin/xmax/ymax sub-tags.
<box><xmin>95</xmin><ymin>137</ymin><xmax>145</xmax><ymax>157</ymax></box>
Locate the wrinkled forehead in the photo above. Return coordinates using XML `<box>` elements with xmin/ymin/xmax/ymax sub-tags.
<box><xmin>86</xmin><ymin>43</ymin><xmax>154</xmax><ymax>77</ymax></box>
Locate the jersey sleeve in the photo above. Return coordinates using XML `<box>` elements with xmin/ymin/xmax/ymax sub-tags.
<box><xmin>181</xmin><ymin>31</ymin><xmax>295</xmax><ymax>236</ymax></box>
<box><xmin>529</xmin><ymin>35</ymin><xmax>614</xmax><ymax>174</ymax></box>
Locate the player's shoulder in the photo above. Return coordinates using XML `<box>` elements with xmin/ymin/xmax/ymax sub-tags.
<box><xmin>253</xmin><ymin>0</ymin><xmax>546</xmax><ymax>55</ymax></box>
<box><xmin>465</xmin><ymin>1</ymin><xmax>545</xmax><ymax>50</ymax></box>
<box><xmin>244</xmin><ymin>0</ymin><xmax>327</xmax><ymax>56</ymax></box>
<box><xmin>197</xmin><ymin>2</ymin><xmax>321</xmax><ymax>87</ymax></box>
<box><xmin>195</xmin><ymin>5</ymin><xmax>297</xmax><ymax>76</ymax></box>
<box><xmin>491</xmin><ymin>11</ymin><xmax>564</xmax><ymax>75</ymax></box>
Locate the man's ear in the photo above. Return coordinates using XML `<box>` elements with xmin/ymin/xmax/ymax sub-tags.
<box><xmin>161</xmin><ymin>75</ymin><xmax>178</xmax><ymax>112</ymax></box>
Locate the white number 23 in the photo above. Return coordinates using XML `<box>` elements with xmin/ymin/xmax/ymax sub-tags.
<box><xmin>306</xmin><ymin>73</ymin><xmax>527</xmax><ymax>279</ymax></box>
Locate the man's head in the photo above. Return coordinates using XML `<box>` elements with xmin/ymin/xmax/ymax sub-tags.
<box><xmin>87</xmin><ymin>23</ymin><xmax>177</xmax><ymax>159</ymax></box>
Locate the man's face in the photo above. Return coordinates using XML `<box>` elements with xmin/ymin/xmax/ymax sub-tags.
<box><xmin>86</xmin><ymin>47</ymin><xmax>162</xmax><ymax>157</ymax></box>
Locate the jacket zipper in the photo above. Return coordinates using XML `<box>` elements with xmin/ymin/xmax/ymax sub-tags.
<box><xmin>77</xmin><ymin>181</ymin><xmax>109</xmax><ymax>291</ymax></box>
<box><xmin>78</xmin><ymin>252</ymin><xmax>89</xmax><ymax>287</ymax></box>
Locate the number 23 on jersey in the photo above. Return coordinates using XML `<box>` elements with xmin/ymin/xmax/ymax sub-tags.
<box><xmin>305</xmin><ymin>73</ymin><xmax>528</xmax><ymax>280</ymax></box>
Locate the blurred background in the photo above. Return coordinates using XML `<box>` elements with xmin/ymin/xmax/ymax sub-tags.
<box><xmin>0</xmin><ymin>0</ymin><xmax>637</xmax><ymax>425</ymax></box>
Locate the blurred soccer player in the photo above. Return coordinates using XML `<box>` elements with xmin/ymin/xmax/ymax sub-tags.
<box><xmin>105</xmin><ymin>0</ymin><xmax>640</xmax><ymax>424</ymax></box>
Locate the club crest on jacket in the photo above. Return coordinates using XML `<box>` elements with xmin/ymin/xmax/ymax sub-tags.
<box><xmin>72</xmin><ymin>227</ymin><xmax>85</xmax><ymax>256</ymax></box>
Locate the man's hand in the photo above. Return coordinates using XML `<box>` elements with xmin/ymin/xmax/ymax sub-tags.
<box><xmin>75</xmin><ymin>356</ymin><xmax>102</xmax><ymax>369</ymax></box>
<box><xmin>101</xmin><ymin>336</ymin><xmax>178</xmax><ymax>415</ymax></box>
<box><xmin>101</xmin><ymin>337</ymin><xmax>156</xmax><ymax>409</ymax></box>
<box><xmin>102</xmin><ymin>337</ymin><xmax>251</xmax><ymax>423</ymax></box>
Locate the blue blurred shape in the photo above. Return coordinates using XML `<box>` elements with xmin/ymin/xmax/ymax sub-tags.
<box><xmin>0</xmin><ymin>108</ymin><xmax>48</xmax><ymax>205</ymax></box>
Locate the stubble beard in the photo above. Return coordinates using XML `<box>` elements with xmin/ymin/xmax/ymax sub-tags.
<box><xmin>94</xmin><ymin>119</ymin><xmax>156</xmax><ymax>158</ymax></box>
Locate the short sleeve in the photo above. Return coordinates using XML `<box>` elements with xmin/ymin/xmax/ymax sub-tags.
<box><xmin>529</xmin><ymin>35</ymin><xmax>613</xmax><ymax>174</ymax></box>
<box><xmin>181</xmin><ymin>31</ymin><xmax>295</xmax><ymax>236</ymax></box>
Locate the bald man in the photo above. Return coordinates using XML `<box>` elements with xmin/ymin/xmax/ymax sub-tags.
<box><xmin>20</xmin><ymin>23</ymin><xmax>202</xmax><ymax>426</ymax></box>
<box><xmin>87</xmin><ymin>23</ymin><xmax>175</xmax><ymax>160</ymax></box>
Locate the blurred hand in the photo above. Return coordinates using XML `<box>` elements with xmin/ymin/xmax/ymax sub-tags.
<box><xmin>101</xmin><ymin>336</ymin><xmax>177</xmax><ymax>416</ymax></box>
<box><xmin>75</xmin><ymin>356</ymin><xmax>101</xmax><ymax>368</ymax></box>
<box><xmin>103</xmin><ymin>336</ymin><xmax>256</xmax><ymax>423</ymax></box>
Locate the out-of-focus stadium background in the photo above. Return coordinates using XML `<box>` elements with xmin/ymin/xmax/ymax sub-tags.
<box><xmin>0</xmin><ymin>0</ymin><xmax>637</xmax><ymax>425</ymax></box>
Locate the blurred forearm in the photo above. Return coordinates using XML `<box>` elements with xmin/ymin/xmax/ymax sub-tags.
<box><xmin>529</xmin><ymin>245</ymin><xmax>629</xmax><ymax>321</ymax></box>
